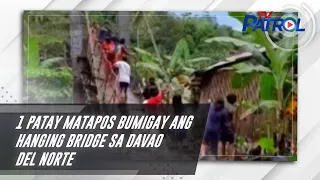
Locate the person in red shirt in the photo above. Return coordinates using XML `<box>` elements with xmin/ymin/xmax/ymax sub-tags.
<box><xmin>102</xmin><ymin>38</ymin><xmax>116</xmax><ymax>54</ymax></box>
<box><xmin>143</xmin><ymin>86</ymin><xmax>162</xmax><ymax>104</ymax></box>
<box><xmin>143</xmin><ymin>86</ymin><xmax>163</xmax><ymax>115</ymax></box>
<box><xmin>101</xmin><ymin>37</ymin><xmax>117</xmax><ymax>85</ymax></box>
<box><xmin>101</xmin><ymin>38</ymin><xmax>116</xmax><ymax>65</ymax></box>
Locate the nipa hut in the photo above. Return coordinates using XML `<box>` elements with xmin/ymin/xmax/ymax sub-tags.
<box><xmin>191</xmin><ymin>48</ymin><xmax>268</xmax><ymax>139</ymax></box>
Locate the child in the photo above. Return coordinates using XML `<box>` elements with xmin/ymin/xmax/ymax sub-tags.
<box><xmin>142</xmin><ymin>77</ymin><xmax>157</xmax><ymax>100</ymax></box>
<box><xmin>113</xmin><ymin>57</ymin><xmax>131</xmax><ymax>103</ymax></box>
<box><xmin>98</xmin><ymin>27</ymin><xmax>111</xmax><ymax>43</ymax></box>
<box><xmin>143</xmin><ymin>86</ymin><xmax>162</xmax><ymax>104</ymax></box>
<box><xmin>102</xmin><ymin>38</ymin><xmax>116</xmax><ymax>54</ymax></box>
<box><xmin>116</xmin><ymin>38</ymin><xmax>129</xmax><ymax>62</ymax></box>
<box><xmin>102</xmin><ymin>37</ymin><xmax>117</xmax><ymax>85</ymax></box>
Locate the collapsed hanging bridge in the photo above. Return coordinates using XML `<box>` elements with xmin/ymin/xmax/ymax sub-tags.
<box><xmin>70</xmin><ymin>13</ymin><xmax>140</xmax><ymax>104</ymax></box>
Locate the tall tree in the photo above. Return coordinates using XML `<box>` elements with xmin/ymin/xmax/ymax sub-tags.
<box><xmin>117</xmin><ymin>11</ymin><xmax>131</xmax><ymax>46</ymax></box>
<box><xmin>70</xmin><ymin>11</ymin><xmax>99</xmax><ymax>104</ymax></box>
<box><xmin>70</xmin><ymin>11</ymin><xmax>85</xmax><ymax>103</ymax></box>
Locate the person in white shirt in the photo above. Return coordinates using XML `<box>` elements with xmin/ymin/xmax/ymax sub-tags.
<box><xmin>113</xmin><ymin>57</ymin><xmax>131</xmax><ymax>103</ymax></box>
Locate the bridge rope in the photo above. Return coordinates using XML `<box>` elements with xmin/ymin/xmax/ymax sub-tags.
<box><xmin>87</xmin><ymin>25</ymin><xmax>121</xmax><ymax>104</ymax></box>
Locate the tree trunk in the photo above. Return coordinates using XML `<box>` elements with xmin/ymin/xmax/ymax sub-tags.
<box><xmin>143</xmin><ymin>13</ymin><xmax>161</xmax><ymax>61</ymax></box>
<box><xmin>137</xmin><ymin>26</ymin><xmax>140</xmax><ymax>47</ymax></box>
<box><xmin>70</xmin><ymin>11</ymin><xmax>98</xmax><ymax>104</ymax></box>
<box><xmin>70</xmin><ymin>11</ymin><xmax>85</xmax><ymax>103</ymax></box>
<box><xmin>117</xmin><ymin>11</ymin><xmax>131</xmax><ymax>47</ymax></box>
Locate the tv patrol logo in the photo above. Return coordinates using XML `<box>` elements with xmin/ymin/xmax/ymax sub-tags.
<box><xmin>241</xmin><ymin>4</ymin><xmax>316</xmax><ymax>50</ymax></box>
<box><xmin>242</xmin><ymin>11</ymin><xmax>305</xmax><ymax>33</ymax></box>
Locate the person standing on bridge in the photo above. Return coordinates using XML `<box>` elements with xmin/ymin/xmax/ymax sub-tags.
<box><xmin>116</xmin><ymin>38</ymin><xmax>129</xmax><ymax>62</ymax></box>
<box><xmin>98</xmin><ymin>25</ymin><xmax>111</xmax><ymax>43</ymax></box>
<box><xmin>113</xmin><ymin>57</ymin><xmax>131</xmax><ymax>103</ymax></box>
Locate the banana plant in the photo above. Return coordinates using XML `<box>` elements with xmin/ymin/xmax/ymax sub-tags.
<box><xmin>206</xmin><ymin>12</ymin><xmax>297</xmax><ymax>124</ymax></box>
<box><xmin>135</xmin><ymin>38</ymin><xmax>210</xmax><ymax>82</ymax></box>
<box><xmin>134</xmin><ymin>38</ymin><xmax>211</xmax><ymax>102</ymax></box>
<box><xmin>25</xmin><ymin>38</ymin><xmax>72</xmax><ymax>103</ymax></box>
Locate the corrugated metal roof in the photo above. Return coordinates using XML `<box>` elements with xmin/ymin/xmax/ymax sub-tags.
<box><xmin>194</xmin><ymin>47</ymin><xmax>266</xmax><ymax>76</ymax></box>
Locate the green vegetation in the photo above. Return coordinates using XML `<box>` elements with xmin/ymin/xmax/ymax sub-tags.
<box><xmin>24</xmin><ymin>11</ymin><xmax>72</xmax><ymax>103</ymax></box>
<box><xmin>214</xmin><ymin>12</ymin><xmax>297</xmax><ymax>158</ymax></box>
<box><xmin>24</xmin><ymin>11</ymin><xmax>247</xmax><ymax>103</ymax></box>
<box><xmin>24</xmin><ymin>11</ymin><xmax>297</xmax><ymax>159</ymax></box>
<box><xmin>25</xmin><ymin>37</ymin><xmax>72</xmax><ymax>103</ymax></box>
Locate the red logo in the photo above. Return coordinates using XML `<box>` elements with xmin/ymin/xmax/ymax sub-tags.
<box><xmin>257</xmin><ymin>11</ymin><xmax>273</xmax><ymax>18</ymax></box>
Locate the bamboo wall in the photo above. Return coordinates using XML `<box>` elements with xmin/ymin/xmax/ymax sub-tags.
<box><xmin>199</xmin><ymin>70</ymin><xmax>259</xmax><ymax>102</ymax></box>
<box><xmin>197</xmin><ymin>69</ymin><xmax>267</xmax><ymax>139</ymax></box>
